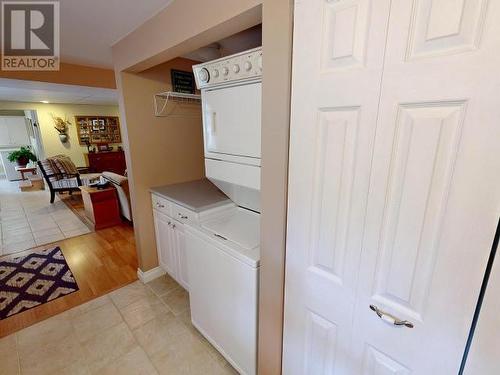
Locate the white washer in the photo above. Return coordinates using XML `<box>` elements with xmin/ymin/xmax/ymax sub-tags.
<box><xmin>185</xmin><ymin>207</ymin><xmax>259</xmax><ymax>375</ymax></box>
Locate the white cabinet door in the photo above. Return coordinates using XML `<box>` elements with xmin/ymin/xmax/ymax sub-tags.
<box><xmin>173</xmin><ymin>221</ymin><xmax>189</xmax><ymax>291</ymax></box>
<box><xmin>0</xmin><ymin>118</ymin><xmax>10</xmax><ymax>146</ymax></box>
<box><xmin>202</xmin><ymin>82</ymin><xmax>261</xmax><ymax>159</ymax></box>
<box><xmin>350</xmin><ymin>1</ymin><xmax>500</xmax><ymax>373</ymax></box>
<box><xmin>7</xmin><ymin>117</ymin><xmax>30</xmax><ymax>145</ymax></box>
<box><xmin>283</xmin><ymin>0</ymin><xmax>392</xmax><ymax>373</ymax></box>
<box><xmin>153</xmin><ymin>210</ymin><xmax>177</xmax><ymax>278</ymax></box>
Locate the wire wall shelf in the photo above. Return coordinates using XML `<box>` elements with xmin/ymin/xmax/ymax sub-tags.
<box><xmin>153</xmin><ymin>91</ymin><xmax>201</xmax><ymax>117</ymax></box>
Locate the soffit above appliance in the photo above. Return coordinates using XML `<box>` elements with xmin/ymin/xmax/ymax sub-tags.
<box><xmin>182</xmin><ymin>25</ymin><xmax>262</xmax><ymax>63</ymax></box>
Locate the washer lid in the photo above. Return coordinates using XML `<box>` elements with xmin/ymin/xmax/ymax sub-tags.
<box><xmin>201</xmin><ymin>207</ymin><xmax>260</xmax><ymax>250</ymax></box>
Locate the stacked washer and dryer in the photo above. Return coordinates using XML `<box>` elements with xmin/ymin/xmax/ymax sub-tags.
<box><xmin>186</xmin><ymin>47</ymin><xmax>263</xmax><ymax>375</ymax></box>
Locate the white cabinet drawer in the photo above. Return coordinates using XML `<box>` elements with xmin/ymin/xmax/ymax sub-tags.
<box><xmin>171</xmin><ymin>202</ymin><xmax>198</xmax><ymax>224</ymax></box>
<box><xmin>152</xmin><ymin>194</ymin><xmax>171</xmax><ymax>216</ymax></box>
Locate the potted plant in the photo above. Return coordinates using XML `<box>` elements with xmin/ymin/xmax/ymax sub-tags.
<box><xmin>7</xmin><ymin>147</ymin><xmax>37</xmax><ymax>167</ymax></box>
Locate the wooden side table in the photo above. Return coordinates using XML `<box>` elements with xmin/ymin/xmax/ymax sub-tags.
<box><xmin>79</xmin><ymin>186</ymin><xmax>121</xmax><ymax>230</ymax></box>
<box><xmin>15</xmin><ymin>165</ymin><xmax>37</xmax><ymax>180</ymax></box>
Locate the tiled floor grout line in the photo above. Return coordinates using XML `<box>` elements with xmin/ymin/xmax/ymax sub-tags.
<box><xmin>109</xmin><ymin>282</ymin><xmax>174</xmax><ymax>375</ymax></box>
<box><xmin>106</xmin><ymin>295</ymin><xmax>148</xmax><ymax>372</ymax></box>
<box><xmin>6</xmin><ymin>275</ymin><xmax>231</xmax><ymax>374</ymax></box>
<box><xmin>143</xmin><ymin>280</ymin><xmax>234</xmax><ymax>372</ymax></box>
<box><xmin>65</xmin><ymin>305</ymin><xmax>92</xmax><ymax>375</ymax></box>
<box><xmin>0</xmin><ymin>182</ymin><xmax>90</xmax><ymax>254</ymax></box>
<box><xmin>14</xmin><ymin>330</ymin><xmax>21</xmax><ymax>375</ymax></box>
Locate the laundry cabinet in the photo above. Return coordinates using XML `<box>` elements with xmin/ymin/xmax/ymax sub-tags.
<box><xmin>152</xmin><ymin>194</ymin><xmax>190</xmax><ymax>290</ymax></box>
<box><xmin>151</xmin><ymin>187</ymin><xmax>234</xmax><ymax>291</ymax></box>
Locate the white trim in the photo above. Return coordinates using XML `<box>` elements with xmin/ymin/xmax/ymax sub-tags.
<box><xmin>137</xmin><ymin>266</ymin><xmax>165</xmax><ymax>283</ymax></box>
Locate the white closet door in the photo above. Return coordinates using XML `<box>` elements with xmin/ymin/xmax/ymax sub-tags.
<box><xmin>282</xmin><ymin>0</ymin><xmax>391</xmax><ymax>373</ymax></box>
<box><xmin>350</xmin><ymin>0</ymin><xmax>500</xmax><ymax>373</ymax></box>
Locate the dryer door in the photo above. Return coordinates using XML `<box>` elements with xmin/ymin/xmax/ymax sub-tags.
<box><xmin>202</xmin><ymin>82</ymin><xmax>261</xmax><ymax>160</ymax></box>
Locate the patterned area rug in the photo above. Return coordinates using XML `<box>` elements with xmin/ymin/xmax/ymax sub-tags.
<box><xmin>0</xmin><ymin>247</ymin><xmax>79</xmax><ymax>320</ymax></box>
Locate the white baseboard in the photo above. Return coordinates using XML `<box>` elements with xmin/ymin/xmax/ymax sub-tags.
<box><xmin>137</xmin><ymin>266</ymin><xmax>165</xmax><ymax>283</ymax></box>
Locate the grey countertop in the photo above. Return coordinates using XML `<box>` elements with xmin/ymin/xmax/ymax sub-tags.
<box><xmin>150</xmin><ymin>179</ymin><xmax>232</xmax><ymax>213</ymax></box>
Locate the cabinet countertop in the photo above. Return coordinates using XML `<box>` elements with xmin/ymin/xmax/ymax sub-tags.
<box><xmin>150</xmin><ymin>179</ymin><xmax>232</xmax><ymax>213</ymax></box>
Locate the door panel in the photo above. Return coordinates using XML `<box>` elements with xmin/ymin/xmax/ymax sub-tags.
<box><xmin>0</xmin><ymin>118</ymin><xmax>10</xmax><ymax>145</ymax></box>
<box><xmin>362</xmin><ymin>345</ymin><xmax>410</xmax><ymax>375</ymax></box>
<box><xmin>406</xmin><ymin>0</ymin><xmax>488</xmax><ymax>59</ymax></box>
<box><xmin>153</xmin><ymin>211</ymin><xmax>176</xmax><ymax>277</ymax></box>
<box><xmin>321</xmin><ymin>0</ymin><xmax>372</xmax><ymax>70</ymax></box>
<box><xmin>174</xmin><ymin>223</ymin><xmax>189</xmax><ymax>291</ymax></box>
<box><xmin>350</xmin><ymin>0</ymin><xmax>500</xmax><ymax>373</ymax></box>
<box><xmin>303</xmin><ymin>311</ymin><xmax>337</xmax><ymax>374</ymax></box>
<box><xmin>202</xmin><ymin>82</ymin><xmax>261</xmax><ymax>158</ymax></box>
<box><xmin>371</xmin><ymin>101</ymin><xmax>465</xmax><ymax>321</ymax></box>
<box><xmin>7</xmin><ymin>117</ymin><xmax>30</xmax><ymax>145</ymax></box>
<box><xmin>283</xmin><ymin>0</ymin><xmax>392</xmax><ymax>373</ymax></box>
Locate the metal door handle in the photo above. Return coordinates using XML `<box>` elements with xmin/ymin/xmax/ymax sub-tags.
<box><xmin>369</xmin><ymin>305</ymin><xmax>414</xmax><ymax>328</ymax></box>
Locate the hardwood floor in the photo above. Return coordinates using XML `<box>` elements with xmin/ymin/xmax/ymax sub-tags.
<box><xmin>58</xmin><ymin>190</ymin><xmax>97</xmax><ymax>229</ymax></box>
<box><xmin>0</xmin><ymin>223</ymin><xmax>138</xmax><ymax>338</ymax></box>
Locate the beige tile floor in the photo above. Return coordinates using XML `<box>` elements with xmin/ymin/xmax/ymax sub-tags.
<box><xmin>0</xmin><ymin>275</ymin><xmax>238</xmax><ymax>375</ymax></box>
<box><xmin>0</xmin><ymin>179</ymin><xmax>91</xmax><ymax>256</ymax></box>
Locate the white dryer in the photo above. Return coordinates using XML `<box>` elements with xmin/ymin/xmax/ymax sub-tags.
<box><xmin>193</xmin><ymin>47</ymin><xmax>262</xmax><ymax>213</ymax></box>
<box><xmin>187</xmin><ymin>48</ymin><xmax>262</xmax><ymax>375</ymax></box>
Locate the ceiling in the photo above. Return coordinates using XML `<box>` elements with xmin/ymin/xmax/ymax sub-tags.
<box><xmin>60</xmin><ymin>0</ymin><xmax>174</xmax><ymax>68</ymax></box>
<box><xmin>183</xmin><ymin>25</ymin><xmax>262</xmax><ymax>62</ymax></box>
<box><xmin>0</xmin><ymin>79</ymin><xmax>118</xmax><ymax>105</ymax></box>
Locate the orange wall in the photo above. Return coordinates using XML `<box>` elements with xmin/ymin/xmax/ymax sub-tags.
<box><xmin>112</xmin><ymin>3</ymin><xmax>292</xmax><ymax>373</ymax></box>
<box><xmin>118</xmin><ymin>58</ymin><xmax>205</xmax><ymax>271</ymax></box>
<box><xmin>112</xmin><ymin>0</ymin><xmax>263</xmax><ymax>273</ymax></box>
<box><xmin>0</xmin><ymin>61</ymin><xmax>116</xmax><ymax>89</ymax></box>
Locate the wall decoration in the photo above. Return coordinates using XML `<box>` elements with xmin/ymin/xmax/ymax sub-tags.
<box><xmin>171</xmin><ymin>69</ymin><xmax>196</xmax><ymax>94</ymax></box>
<box><xmin>75</xmin><ymin>116</ymin><xmax>121</xmax><ymax>144</ymax></box>
<box><xmin>51</xmin><ymin>115</ymin><xmax>71</xmax><ymax>143</ymax></box>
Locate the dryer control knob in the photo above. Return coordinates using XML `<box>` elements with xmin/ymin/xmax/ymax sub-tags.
<box><xmin>212</xmin><ymin>69</ymin><xmax>219</xmax><ymax>78</ymax></box>
<box><xmin>198</xmin><ymin>68</ymin><xmax>209</xmax><ymax>83</ymax></box>
<box><xmin>244</xmin><ymin>61</ymin><xmax>252</xmax><ymax>71</ymax></box>
<box><xmin>222</xmin><ymin>67</ymin><xmax>229</xmax><ymax>76</ymax></box>
<box><xmin>233</xmin><ymin>64</ymin><xmax>240</xmax><ymax>73</ymax></box>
